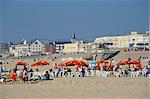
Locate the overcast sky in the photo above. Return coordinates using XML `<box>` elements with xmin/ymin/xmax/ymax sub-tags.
<box><xmin>0</xmin><ymin>0</ymin><xmax>149</xmax><ymax>43</ymax></box>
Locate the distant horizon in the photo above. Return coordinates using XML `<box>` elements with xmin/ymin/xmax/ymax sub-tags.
<box><xmin>1</xmin><ymin>0</ymin><xmax>149</xmax><ymax>43</ymax></box>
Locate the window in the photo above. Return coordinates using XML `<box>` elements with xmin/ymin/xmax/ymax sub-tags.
<box><xmin>132</xmin><ymin>39</ymin><xmax>135</xmax><ymax>42</ymax></box>
<box><xmin>35</xmin><ymin>42</ymin><xmax>38</xmax><ymax>44</ymax></box>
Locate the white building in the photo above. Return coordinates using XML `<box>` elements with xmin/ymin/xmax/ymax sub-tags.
<box><xmin>95</xmin><ymin>32</ymin><xmax>149</xmax><ymax>50</ymax></box>
<box><xmin>63</xmin><ymin>42</ymin><xmax>92</xmax><ymax>54</ymax></box>
<box><xmin>29</xmin><ymin>39</ymin><xmax>44</xmax><ymax>53</ymax></box>
<box><xmin>9</xmin><ymin>39</ymin><xmax>54</xmax><ymax>57</ymax></box>
<box><xmin>9</xmin><ymin>40</ymin><xmax>30</xmax><ymax>57</ymax></box>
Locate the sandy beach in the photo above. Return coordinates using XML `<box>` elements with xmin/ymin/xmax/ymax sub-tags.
<box><xmin>0</xmin><ymin>77</ymin><xmax>149</xmax><ymax>99</ymax></box>
<box><xmin>0</xmin><ymin>52</ymin><xmax>150</xmax><ymax>99</ymax></box>
<box><xmin>1</xmin><ymin>0</ymin><xmax>149</xmax><ymax>98</ymax></box>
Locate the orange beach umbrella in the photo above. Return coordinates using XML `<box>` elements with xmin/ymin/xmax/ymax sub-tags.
<box><xmin>58</xmin><ymin>60</ymin><xmax>88</xmax><ymax>67</ymax></box>
<box><xmin>31</xmin><ymin>61</ymin><xmax>49</xmax><ymax>66</ymax></box>
<box><xmin>16</xmin><ymin>61</ymin><xmax>27</xmax><ymax>66</ymax></box>
<box><xmin>117</xmin><ymin>60</ymin><xmax>140</xmax><ymax>65</ymax></box>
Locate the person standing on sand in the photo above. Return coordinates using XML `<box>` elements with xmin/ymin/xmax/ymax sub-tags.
<box><xmin>23</xmin><ymin>65</ymin><xmax>27</xmax><ymax>71</ymax></box>
<box><xmin>23</xmin><ymin>69</ymin><xmax>28</xmax><ymax>82</ymax></box>
<box><xmin>97</xmin><ymin>69</ymin><xmax>102</xmax><ymax>78</ymax></box>
<box><xmin>75</xmin><ymin>67</ymin><xmax>80</xmax><ymax>77</ymax></box>
<box><xmin>14</xmin><ymin>65</ymin><xmax>18</xmax><ymax>73</ymax></box>
<box><xmin>0</xmin><ymin>66</ymin><xmax>2</xmax><ymax>73</ymax></box>
<box><xmin>81</xmin><ymin>68</ymin><xmax>85</xmax><ymax>77</ymax></box>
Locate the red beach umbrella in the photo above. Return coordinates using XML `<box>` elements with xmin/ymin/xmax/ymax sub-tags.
<box><xmin>58</xmin><ymin>60</ymin><xmax>88</xmax><ymax>67</ymax></box>
<box><xmin>31</xmin><ymin>61</ymin><xmax>49</xmax><ymax>66</ymax></box>
<box><xmin>16</xmin><ymin>61</ymin><xmax>27</xmax><ymax>66</ymax></box>
<box><xmin>117</xmin><ymin>60</ymin><xmax>140</xmax><ymax>65</ymax></box>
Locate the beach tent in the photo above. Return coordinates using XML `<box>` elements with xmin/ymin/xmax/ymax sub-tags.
<box><xmin>31</xmin><ymin>61</ymin><xmax>49</xmax><ymax>66</ymax></box>
<box><xmin>16</xmin><ymin>61</ymin><xmax>27</xmax><ymax>66</ymax></box>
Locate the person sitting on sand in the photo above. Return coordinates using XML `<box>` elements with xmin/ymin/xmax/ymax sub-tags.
<box><xmin>75</xmin><ymin>67</ymin><xmax>80</xmax><ymax>77</ymax></box>
<box><xmin>0</xmin><ymin>76</ymin><xmax>6</xmax><ymax>83</ymax></box>
<box><xmin>67</xmin><ymin>68</ymin><xmax>72</xmax><ymax>77</ymax></box>
<box><xmin>64</xmin><ymin>68</ymin><xmax>68</xmax><ymax>77</ymax></box>
<box><xmin>18</xmin><ymin>71</ymin><xmax>23</xmax><ymax>82</ymax></box>
<box><xmin>43</xmin><ymin>71</ymin><xmax>50</xmax><ymax>80</ymax></box>
<box><xmin>32</xmin><ymin>69</ymin><xmax>41</xmax><ymax>80</ymax></box>
<box><xmin>49</xmin><ymin>69</ymin><xmax>54</xmax><ymax>78</ymax></box>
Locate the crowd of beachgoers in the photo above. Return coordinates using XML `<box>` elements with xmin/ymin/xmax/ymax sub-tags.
<box><xmin>0</xmin><ymin>60</ymin><xmax>150</xmax><ymax>84</ymax></box>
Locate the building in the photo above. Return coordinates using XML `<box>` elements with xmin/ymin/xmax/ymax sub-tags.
<box><xmin>95</xmin><ymin>32</ymin><xmax>149</xmax><ymax>50</ymax></box>
<box><xmin>63</xmin><ymin>33</ymin><xmax>93</xmax><ymax>53</ymax></box>
<box><xmin>63</xmin><ymin>43</ymin><xmax>79</xmax><ymax>53</ymax></box>
<box><xmin>44</xmin><ymin>43</ymin><xmax>56</xmax><ymax>54</ymax></box>
<box><xmin>29</xmin><ymin>39</ymin><xmax>56</xmax><ymax>54</ymax></box>
<box><xmin>53</xmin><ymin>41</ymin><xmax>71</xmax><ymax>53</ymax></box>
<box><xmin>52</xmin><ymin>33</ymin><xmax>79</xmax><ymax>54</ymax></box>
<box><xmin>9</xmin><ymin>40</ymin><xmax>30</xmax><ymax>57</ymax></box>
<box><xmin>29</xmin><ymin>39</ymin><xmax>44</xmax><ymax>53</ymax></box>
<box><xmin>71</xmin><ymin>33</ymin><xmax>77</xmax><ymax>43</ymax></box>
<box><xmin>0</xmin><ymin>43</ymin><xmax>9</xmax><ymax>53</ymax></box>
<box><xmin>10</xmin><ymin>39</ymin><xmax>56</xmax><ymax>57</ymax></box>
<box><xmin>63</xmin><ymin>42</ymin><xmax>92</xmax><ymax>54</ymax></box>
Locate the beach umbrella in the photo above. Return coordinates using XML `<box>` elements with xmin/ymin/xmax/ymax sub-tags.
<box><xmin>137</xmin><ymin>64</ymin><xmax>142</xmax><ymax>69</ymax></box>
<box><xmin>57</xmin><ymin>63</ymin><xmax>65</xmax><ymax>67</ymax></box>
<box><xmin>73</xmin><ymin>60</ymin><xmax>88</xmax><ymax>66</ymax></box>
<box><xmin>117</xmin><ymin>60</ymin><xmax>140</xmax><ymax>65</ymax></box>
<box><xmin>64</xmin><ymin>60</ymin><xmax>75</xmax><ymax>66</ymax></box>
<box><xmin>31</xmin><ymin>61</ymin><xmax>42</xmax><ymax>66</ymax></box>
<box><xmin>16</xmin><ymin>61</ymin><xmax>27</xmax><ymax>66</ymax></box>
<box><xmin>58</xmin><ymin>60</ymin><xmax>88</xmax><ymax>67</ymax></box>
<box><xmin>31</xmin><ymin>61</ymin><xmax>49</xmax><ymax>66</ymax></box>
<box><xmin>40</xmin><ymin>61</ymin><xmax>49</xmax><ymax>65</ymax></box>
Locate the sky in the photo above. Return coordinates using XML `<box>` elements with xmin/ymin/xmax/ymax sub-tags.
<box><xmin>0</xmin><ymin>0</ymin><xmax>149</xmax><ymax>43</ymax></box>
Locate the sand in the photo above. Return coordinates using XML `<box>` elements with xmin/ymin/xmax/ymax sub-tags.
<box><xmin>0</xmin><ymin>77</ymin><xmax>149</xmax><ymax>99</ymax></box>
<box><xmin>0</xmin><ymin>53</ymin><xmax>150</xmax><ymax>99</ymax></box>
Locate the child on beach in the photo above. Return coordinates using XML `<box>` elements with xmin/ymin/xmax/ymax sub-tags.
<box><xmin>11</xmin><ymin>70</ymin><xmax>17</xmax><ymax>82</ymax></box>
